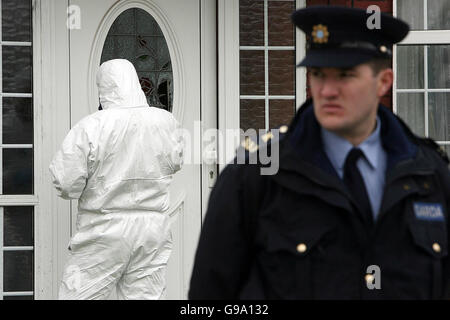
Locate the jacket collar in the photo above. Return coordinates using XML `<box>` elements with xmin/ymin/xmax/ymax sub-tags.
<box><xmin>279</xmin><ymin>99</ymin><xmax>421</xmax><ymax>179</ymax></box>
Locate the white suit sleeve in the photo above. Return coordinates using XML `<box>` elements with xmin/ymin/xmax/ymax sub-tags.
<box><xmin>49</xmin><ymin>123</ymin><xmax>91</xmax><ymax>200</ymax></box>
<box><xmin>164</xmin><ymin>115</ymin><xmax>184</xmax><ymax>174</ymax></box>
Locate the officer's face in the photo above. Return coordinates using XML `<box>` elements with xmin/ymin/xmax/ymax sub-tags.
<box><xmin>309</xmin><ymin>63</ymin><xmax>392</xmax><ymax>145</ymax></box>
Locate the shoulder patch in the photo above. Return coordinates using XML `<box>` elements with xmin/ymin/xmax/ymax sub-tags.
<box><xmin>413</xmin><ymin>202</ymin><xmax>445</xmax><ymax>222</ymax></box>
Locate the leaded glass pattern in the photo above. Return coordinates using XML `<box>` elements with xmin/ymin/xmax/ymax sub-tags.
<box><xmin>101</xmin><ymin>8</ymin><xmax>173</xmax><ymax>112</ymax></box>
<box><xmin>0</xmin><ymin>0</ymin><xmax>34</xmax><ymax>300</ymax></box>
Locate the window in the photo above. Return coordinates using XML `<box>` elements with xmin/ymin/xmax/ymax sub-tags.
<box><xmin>101</xmin><ymin>8</ymin><xmax>173</xmax><ymax>112</ymax></box>
<box><xmin>239</xmin><ymin>0</ymin><xmax>297</xmax><ymax>132</ymax></box>
<box><xmin>0</xmin><ymin>0</ymin><xmax>34</xmax><ymax>300</ymax></box>
<box><xmin>394</xmin><ymin>0</ymin><xmax>450</xmax><ymax>156</ymax></box>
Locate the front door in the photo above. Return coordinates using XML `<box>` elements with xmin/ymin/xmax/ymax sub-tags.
<box><xmin>66</xmin><ymin>0</ymin><xmax>205</xmax><ymax>299</ymax></box>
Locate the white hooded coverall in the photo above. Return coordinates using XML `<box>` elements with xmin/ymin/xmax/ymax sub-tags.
<box><xmin>49</xmin><ymin>59</ymin><xmax>183</xmax><ymax>300</ymax></box>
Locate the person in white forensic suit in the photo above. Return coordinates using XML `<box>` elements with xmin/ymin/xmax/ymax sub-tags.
<box><xmin>49</xmin><ymin>59</ymin><xmax>184</xmax><ymax>300</ymax></box>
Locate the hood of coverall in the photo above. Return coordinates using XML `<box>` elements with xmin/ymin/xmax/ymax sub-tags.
<box><xmin>96</xmin><ymin>59</ymin><xmax>148</xmax><ymax>110</ymax></box>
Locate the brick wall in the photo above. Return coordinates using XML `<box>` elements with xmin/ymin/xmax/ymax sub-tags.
<box><xmin>305</xmin><ymin>0</ymin><xmax>394</xmax><ymax>109</ymax></box>
<box><xmin>238</xmin><ymin>0</ymin><xmax>395</xmax><ymax>133</ymax></box>
<box><xmin>239</xmin><ymin>0</ymin><xmax>297</xmax><ymax>132</ymax></box>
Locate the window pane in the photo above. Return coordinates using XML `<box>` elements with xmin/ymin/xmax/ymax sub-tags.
<box><xmin>240</xmin><ymin>50</ymin><xmax>265</xmax><ymax>95</ymax></box>
<box><xmin>135</xmin><ymin>37</ymin><xmax>170</xmax><ymax>72</ymax></box>
<box><xmin>107</xmin><ymin>8</ymin><xmax>134</xmax><ymax>35</ymax></box>
<box><xmin>3</xmin><ymin>295</ymin><xmax>33</xmax><ymax>300</ymax></box>
<box><xmin>3</xmin><ymin>251</ymin><xmax>34</xmax><ymax>292</ymax></box>
<box><xmin>136</xmin><ymin>9</ymin><xmax>163</xmax><ymax>36</ymax></box>
<box><xmin>429</xmin><ymin>93</ymin><xmax>450</xmax><ymax>141</ymax></box>
<box><xmin>4</xmin><ymin>206</ymin><xmax>34</xmax><ymax>247</ymax></box>
<box><xmin>269</xmin><ymin>50</ymin><xmax>295</xmax><ymax>95</ymax></box>
<box><xmin>397</xmin><ymin>93</ymin><xmax>425</xmax><ymax>137</ymax></box>
<box><xmin>427</xmin><ymin>0</ymin><xmax>450</xmax><ymax>30</ymax></box>
<box><xmin>268</xmin><ymin>1</ymin><xmax>295</xmax><ymax>46</ymax></box>
<box><xmin>2</xmin><ymin>97</ymin><xmax>33</xmax><ymax>144</ymax></box>
<box><xmin>2</xmin><ymin>46</ymin><xmax>32</xmax><ymax>93</ymax></box>
<box><xmin>101</xmin><ymin>35</ymin><xmax>136</xmax><ymax>64</ymax></box>
<box><xmin>428</xmin><ymin>45</ymin><xmax>450</xmax><ymax>89</ymax></box>
<box><xmin>240</xmin><ymin>0</ymin><xmax>264</xmax><ymax>46</ymax></box>
<box><xmin>1</xmin><ymin>0</ymin><xmax>32</xmax><ymax>42</ymax></box>
<box><xmin>397</xmin><ymin>46</ymin><xmax>424</xmax><ymax>89</ymax></box>
<box><xmin>397</xmin><ymin>0</ymin><xmax>424</xmax><ymax>30</ymax></box>
<box><xmin>100</xmin><ymin>8</ymin><xmax>173</xmax><ymax>112</ymax></box>
<box><xmin>240</xmin><ymin>99</ymin><xmax>265</xmax><ymax>132</ymax></box>
<box><xmin>269</xmin><ymin>99</ymin><xmax>295</xmax><ymax>130</ymax></box>
<box><xmin>137</xmin><ymin>71</ymin><xmax>172</xmax><ymax>110</ymax></box>
<box><xmin>3</xmin><ymin>148</ymin><xmax>33</xmax><ymax>195</ymax></box>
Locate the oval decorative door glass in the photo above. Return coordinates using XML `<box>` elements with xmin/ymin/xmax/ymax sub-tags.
<box><xmin>101</xmin><ymin>8</ymin><xmax>173</xmax><ymax>112</ymax></box>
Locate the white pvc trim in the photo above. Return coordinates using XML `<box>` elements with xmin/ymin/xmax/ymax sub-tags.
<box><xmin>0</xmin><ymin>41</ymin><xmax>32</xmax><ymax>47</ymax></box>
<box><xmin>240</xmin><ymin>95</ymin><xmax>295</xmax><ymax>100</ymax></box>
<box><xmin>1</xmin><ymin>144</ymin><xmax>33</xmax><ymax>148</ymax></box>
<box><xmin>240</xmin><ymin>46</ymin><xmax>295</xmax><ymax>50</ymax></box>
<box><xmin>0</xmin><ymin>207</ymin><xmax>3</xmax><ymax>300</ymax></box>
<box><xmin>423</xmin><ymin>0</ymin><xmax>427</xmax><ymax>31</ymax></box>
<box><xmin>296</xmin><ymin>0</ymin><xmax>307</xmax><ymax>110</ymax></box>
<box><xmin>3</xmin><ymin>247</ymin><xmax>34</xmax><ymax>251</ymax></box>
<box><xmin>424</xmin><ymin>45</ymin><xmax>429</xmax><ymax>136</ymax></box>
<box><xmin>1</xmin><ymin>93</ymin><xmax>33</xmax><ymax>98</ymax></box>
<box><xmin>2</xmin><ymin>291</ymin><xmax>34</xmax><ymax>296</ymax></box>
<box><xmin>396</xmin><ymin>88</ymin><xmax>450</xmax><ymax>93</ymax></box>
<box><xmin>0</xmin><ymin>195</ymin><xmax>38</xmax><ymax>206</ymax></box>
<box><xmin>401</xmin><ymin>31</ymin><xmax>450</xmax><ymax>44</ymax></box>
<box><xmin>0</xmin><ymin>0</ymin><xmax>2</xmax><ymax>198</ymax></box>
<box><xmin>264</xmin><ymin>0</ymin><xmax>269</xmax><ymax>131</ymax></box>
<box><xmin>218</xmin><ymin>0</ymin><xmax>240</xmax><ymax>170</ymax></box>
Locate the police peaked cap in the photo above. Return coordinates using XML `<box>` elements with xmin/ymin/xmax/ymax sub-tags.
<box><xmin>292</xmin><ymin>6</ymin><xmax>410</xmax><ymax>68</ymax></box>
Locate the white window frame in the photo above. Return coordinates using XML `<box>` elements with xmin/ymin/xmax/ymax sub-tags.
<box><xmin>218</xmin><ymin>0</ymin><xmax>306</xmax><ymax>170</ymax></box>
<box><xmin>393</xmin><ymin>0</ymin><xmax>450</xmax><ymax>146</ymax></box>
<box><xmin>0</xmin><ymin>0</ymin><xmax>37</xmax><ymax>300</ymax></box>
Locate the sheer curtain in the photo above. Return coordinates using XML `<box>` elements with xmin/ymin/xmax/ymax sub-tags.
<box><xmin>396</xmin><ymin>0</ymin><xmax>450</xmax><ymax>152</ymax></box>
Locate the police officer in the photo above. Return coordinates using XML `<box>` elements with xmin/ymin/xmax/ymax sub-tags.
<box><xmin>189</xmin><ymin>6</ymin><xmax>450</xmax><ymax>299</ymax></box>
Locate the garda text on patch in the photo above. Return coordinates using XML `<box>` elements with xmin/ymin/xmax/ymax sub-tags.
<box><xmin>413</xmin><ymin>202</ymin><xmax>445</xmax><ymax>222</ymax></box>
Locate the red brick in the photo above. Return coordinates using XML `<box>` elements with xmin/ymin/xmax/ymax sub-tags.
<box><xmin>353</xmin><ymin>0</ymin><xmax>393</xmax><ymax>13</ymax></box>
<box><xmin>329</xmin><ymin>0</ymin><xmax>352</xmax><ymax>7</ymax></box>
<box><xmin>307</xmin><ymin>0</ymin><xmax>329</xmax><ymax>6</ymax></box>
<box><xmin>306</xmin><ymin>0</ymin><xmax>393</xmax><ymax>13</ymax></box>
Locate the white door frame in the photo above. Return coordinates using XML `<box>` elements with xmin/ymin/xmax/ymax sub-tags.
<box><xmin>34</xmin><ymin>0</ymin><xmax>217</xmax><ymax>300</ymax></box>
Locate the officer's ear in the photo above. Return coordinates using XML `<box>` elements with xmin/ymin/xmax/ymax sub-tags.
<box><xmin>376</xmin><ymin>68</ymin><xmax>393</xmax><ymax>98</ymax></box>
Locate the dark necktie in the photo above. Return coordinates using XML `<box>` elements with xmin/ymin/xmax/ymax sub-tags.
<box><xmin>343</xmin><ymin>148</ymin><xmax>373</xmax><ymax>226</ymax></box>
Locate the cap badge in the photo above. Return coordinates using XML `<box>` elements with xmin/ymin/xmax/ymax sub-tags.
<box><xmin>312</xmin><ymin>24</ymin><xmax>329</xmax><ymax>44</ymax></box>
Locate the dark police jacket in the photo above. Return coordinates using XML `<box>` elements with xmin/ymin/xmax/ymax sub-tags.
<box><xmin>189</xmin><ymin>100</ymin><xmax>450</xmax><ymax>300</ymax></box>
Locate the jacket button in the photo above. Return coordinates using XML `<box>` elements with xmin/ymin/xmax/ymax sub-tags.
<box><xmin>365</xmin><ymin>274</ymin><xmax>374</xmax><ymax>285</ymax></box>
<box><xmin>296</xmin><ymin>243</ymin><xmax>307</xmax><ymax>253</ymax></box>
<box><xmin>403</xmin><ymin>184</ymin><xmax>410</xmax><ymax>190</ymax></box>
<box><xmin>432</xmin><ymin>242</ymin><xmax>441</xmax><ymax>253</ymax></box>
